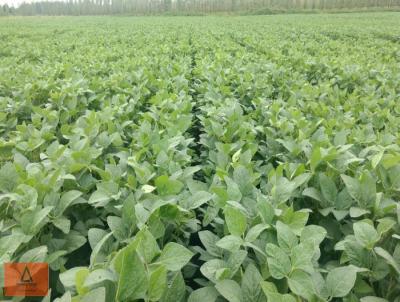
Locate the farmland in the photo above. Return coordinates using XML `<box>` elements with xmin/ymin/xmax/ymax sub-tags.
<box><xmin>1</xmin><ymin>13</ymin><xmax>400</xmax><ymax>301</ymax></box>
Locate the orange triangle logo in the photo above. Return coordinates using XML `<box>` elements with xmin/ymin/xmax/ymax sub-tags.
<box><xmin>20</xmin><ymin>265</ymin><xmax>33</xmax><ymax>283</ymax></box>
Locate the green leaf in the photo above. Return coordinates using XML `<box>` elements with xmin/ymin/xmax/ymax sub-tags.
<box><xmin>280</xmin><ymin>209</ymin><xmax>309</xmax><ymax>236</ymax></box>
<box><xmin>157</xmin><ymin>242</ymin><xmax>194</xmax><ymax>271</ymax></box>
<box><xmin>276</xmin><ymin>221</ymin><xmax>298</xmax><ymax>253</ymax></box>
<box><xmin>88</xmin><ymin>190</ymin><xmax>111</xmax><ymax>207</ymax></box>
<box><xmin>200</xmin><ymin>259</ymin><xmax>228</xmax><ymax>283</ymax></box>
<box><xmin>19</xmin><ymin>246</ymin><xmax>48</xmax><ymax>262</ymax></box>
<box><xmin>53</xmin><ymin>216</ymin><xmax>71</xmax><ymax>234</ymax></box>
<box><xmin>360</xmin><ymin>297</ymin><xmax>389</xmax><ymax>302</ymax></box>
<box><xmin>216</xmin><ymin>279</ymin><xmax>243</xmax><ymax>302</ymax></box>
<box><xmin>216</xmin><ymin>235</ymin><xmax>243</xmax><ymax>251</ymax></box>
<box><xmin>75</xmin><ymin>268</ymin><xmax>90</xmax><ymax>295</ymax></box>
<box><xmin>353</xmin><ymin>221</ymin><xmax>380</xmax><ymax>250</ymax></box>
<box><xmin>349</xmin><ymin>207</ymin><xmax>370</xmax><ymax>218</ymax></box>
<box><xmin>149</xmin><ymin>265</ymin><xmax>167</xmax><ymax>301</ymax></box>
<box><xmin>142</xmin><ymin>184</ymin><xmax>156</xmax><ymax>193</ymax></box>
<box><xmin>377</xmin><ymin>218</ymin><xmax>396</xmax><ymax>236</ymax></box>
<box><xmin>341</xmin><ymin>172</ymin><xmax>376</xmax><ymax>208</ymax></box>
<box><xmin>319</xmin><ymin>173</ymin><xmax>337</xmax><ymax>204</ymax></box>
<box><xmin>134</xmin><ymin>227</ymin><xmax>161</xmax><ymax>264</ymax></box>
<box><xmin>287</xmin><ymin>270</ymin><xmax>315</xmax><ymax>300</ymax></box>
<box><xmin>374</xmin><ymin>247</ymin><xmax>400</xmax><ymax>275</ymax></box>
<box><xmin>225</xmin><ymin>176</ymin><xmax>242</xmax><ymax>201</ymax></box>
<box><xmin>55</xmin><ymin>190</ymin><xmax>82</xmax><ymax>216</ymax></box>
<box><xmin>160</xmin><ymin>272</ymin><xmax>186</xmax><ymax>302</ymax></box>
<box><xmin>266</xmin><ymin>244</ymin><xmax>291</xmax><ymax>279</ymax></box>
<box><xmin>60</xmin><ymin>267</ymin><xmax>87</xmax><ymax>289</ymax></box>
<box><xmin>81</xmin><ymin>287</ymin><xmax>106</xmax><ymax>302</ymax></box>
<box><xmin>371</xmin><ymin>150</ymin><xmax>384</xmax><ymax>169</ymax></box>
<box><xmin>0</xmin><ymin>162</ymin><xmax>18</xmax><ymax>192</ymax></box>
<box><xmin>341</xmin><ymin>174</ymin><xmax>362</xmax><ymax>204</ymax></box>
<box><xmin>241</xmin><ymin>264</ymin><xmax>264</xmax><ymax>302</ymax></box>
<box><xmin>83</xmin><ymin>269</ymin><xmax>116</xmax><ymax>288</ymax></box>
<box><xmin>290</xmin><ymin>243</ymin><xmax>314</xmax><ymax>273</ymax></box>
<box><xmin>64</xmin><ymin>231</ymin><xmax>87</xmax><ymax>253</ymax></box>
<box><xmin>302</xmin><ymin>187</ymin><xmax>323</xmax><ymax>202</ymax></box>
<box><xmin>261</xmin><ymin>281</ymin><xmax>296</xmax><ymax>302</ymax></box>
<box><xmin>90</xmin><ymin>232</ymin><xmax>113</xmax><ymax>267</ymax></box>
<box><xmin>326</xmin><ymin>265</ymin><xmax>358</xmax><ymax>298</ymax></box>
<box><xmin>245</xmin><ymin>224</ymin><xmax>269</xmax><ymax>243</ymax></box>
<box><xmin>54</xmin><ymin>292</ymin><xmax>72</xmax><ymax>302</ymax></box>
<box><xmin>155</xmin><ymin>175</ymin><xmax>183</xmax><ymax>196</ymax></box>
<box><xmin>115</xmin><ymin>249</ymin><xmax>148</xmax><ymax>301</ymax></box>
<box><xmin>188</xmin><ymin>287</ymin><xmax>219</xmax><ymax>302</ymax></box>
<box><xmin>21</xmin><ymin>206</ymin><xmax>53</xmax><ymax>235</ymax></box>
<box><xmin>359</xmin><ymin>171</ymin><xmax>376</xmax><ymax>207</ymax></box>
<box><xmin>310</xmin><ymin>147</ymin><xmax>322</xmax><ymax>172</ymax></box>
<box><xmin>300</xmin><ymin>225</ymin><xmax>327</xmax><ymax>248</ymax></box>
<box><xmin>198</xmin><ymin>230</ymin><xmax>222</xmax><ymax>257</ymax></box>
<box><xmin>224</xmin><ymin>206</ymin><xmax>247</xmax><ymax>236</ymax></box>
<box><xmin>185</xmin><ymin>191</ymin><xmax>213</xmax><ymax>209</ymax></box>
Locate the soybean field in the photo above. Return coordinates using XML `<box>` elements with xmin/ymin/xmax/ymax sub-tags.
<box><xmin>1</xmin><ymin>13</ymin><xmax>400</xmax><ymax>302</ymax></box>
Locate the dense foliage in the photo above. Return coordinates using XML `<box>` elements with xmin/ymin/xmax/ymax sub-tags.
<box><xmin>1</xmin><ymin>13</ymin><xmax>400</xmax><ymax>302</ymax></box>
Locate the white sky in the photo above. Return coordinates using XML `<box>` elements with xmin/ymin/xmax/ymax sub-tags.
<box><xmin>0</xmin><ymin>0</ymin><xmax>64</xmax><ymax>7</ymax></box>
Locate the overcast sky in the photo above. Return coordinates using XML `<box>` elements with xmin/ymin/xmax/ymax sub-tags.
<box><xmin>0</xmin><ymin>0</ymin><xmax>64</xmax><ymax>7</ymax></box>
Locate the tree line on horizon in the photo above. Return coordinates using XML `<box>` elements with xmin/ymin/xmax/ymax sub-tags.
<box><xmin>0</xmin><ymin>0</ymin><xmax>399</xmax><ymax>16</ymax></box>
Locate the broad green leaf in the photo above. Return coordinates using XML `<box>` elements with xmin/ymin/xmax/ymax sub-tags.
<box><xmin>53</xmin><ymin>216</ymin><xmax>71</xmax><ymax>234</ymax></box>
<box><xmin>353</xmin><ymin>221</ymin><xmax>380</xmax><ymax>250</ymax></box>
<box><xmin>19</xmin><ymin>246</ymin><xmax>48</xmax><ymax>262</ymax></box>
<box><xmin>83</xmin><ymin>269</ymin><xmax>116</xmax><ymax>288</ymax></box>
<box><xmin>319</xmin><ymin>173</ymin><xmax>337</xmax><ymax>204</ymax></box>
<box><xmin>241</xmin><ymin>264</ymin><xmax>264</xmax><ymax>302</ymax></box>
<box><xmin>157</xmin><ymin>242</ymin><xmax>194</xmax><ymax>271</ymax></box>
<box><xmin>198</xmin><ymin>230</ymin><xmax>222</xmax><ymax>257</ymax></box>
<box><xmin>160</xmin><ymin>272</ymin><xmax>186</xmax><ymax>302</ymax></box>
<box><xmin>185</xmin><ymin>191</ymin><xmax>213</xmax><ymax>210</ymax></box>
<box><xmin>134</xmin><ymin>227</ymin><xmax>161</xmax><ymax>263</ymax></box>
<box><xmin>287</xmin><ymin>270</ymin><xmax>315</xmax><ymax>300</ymax></box>
<box><xmin>81</xmin><ymin>287</ymin><xmax>106</xmax><ymax>302</ymax></box>
<box><xmin>115</xmin><ymin>249</ymin><xmax>148</xmax><ymax>301</ymax></box>
<box><xmin>326</xmin><ymin>265</ymin><xmax>358</xmax><ymax>298</ymax></box>
<box><xmin>360</xmin><ymin>297</ymin><xmax>389</xmax><ymax>302</ymax></box>
<box><xmin>90</xmin><ymin>232</ymin><xmax>113</xmax><ymax>267</ymax></box>
<box><xmin>54</xmin><ymin>292</ymin><xmax>72</xmax><ymax>302</ymax></box>
<box><xmin>374</xmin><ymin>247</ymin><xmax>400</xmax><ymax>275</ymax></box>
<box><xmin>55</xmin><ymin>190</ymin><xmax>83</xmax><ymax>216</ymax></box>
<box><xmin>280</xmin><ymin>209</ymin><xmax>309</xmax><ymax>235</ymax></box>
<box><xmin>300</xmin><ymin>225</ymin><xmax>327</xmax><ymax>247</ymax></box>
<box><xmin>21</xmin><ymin>206</ymin><xmax>53</xmax><ymax>234</ymax></box>
<box><xmin>377</xmin><ymin>218</ymin><xmax>396</xmax><ymax>236</ymax></box>
<box><xmin>75</xmin><ymin>268</ymin><xmax>90</xmax><ymax>295</ymax></box>
<box><xmin>155</xmin><ymin>175</ymin><xmax>183</xmax><ymax>196</ymax></box>
<box><xmin>88</xmin><ymin>190</ymin><xmax>111</xmax><ymax>207</ymax></box>
<box><xmin>216</xmin><ymin>279</ymin><xmax>243</xmax><ymax>302</ymax></box>
<box><xmin>200</xmin><ymin>259</ymin><xmax>228</xmax><ymax>283</ymax></box>
<box><xmin>349</xmin><ymin>207</ymin><xmax>370</xmax><ymax>218</ymax></box>
<box><xmin>0</xmin><ymin>162</ymin><xmax>18</xmax><ymax>192</ymax></box>
<box><xmin>224</xmin><ymin>206</ymin><xmax>247</xmax><ymax>236</ymax></box>
<box><xmin>290</xmin><ymin>242</ymin><xmax>314</xmax><ymax>273</ymax></box>
<box><xmin>60</xmin><ymin>267</ymin><xmax>87</xmax><ymax>289</ymax></box>
<box><xmin>276</xmin><ymin>221</ymin><xmax>298</xmax><ymax>253</ymax></box>
<box><xmin>188</xmin><ymin>286</ymin><xmax>219</xmax><ymax>302</ymax></box>
<box><xmin>245</xmin><ymin>224</ymin><xmax>269</xmax><ymax>243</ymax></box>
<box><xmin>265</xmin><ymin>244</ymin><xmax>291</xmax><ymax>279</ymax></box>
<box><xmin>149</xmin><ymin>265</ymin><xmax>167</xmax><ymax>301</ymax></box>
<box><xmin>216</xmin><ymin>235</ymin><xmax>243</xmax><ymax>251</ymax></box>
<box><xmin>261</xmin><ymin>281</ymin><xmax>296</xmax><ymax>302</ymax></box>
